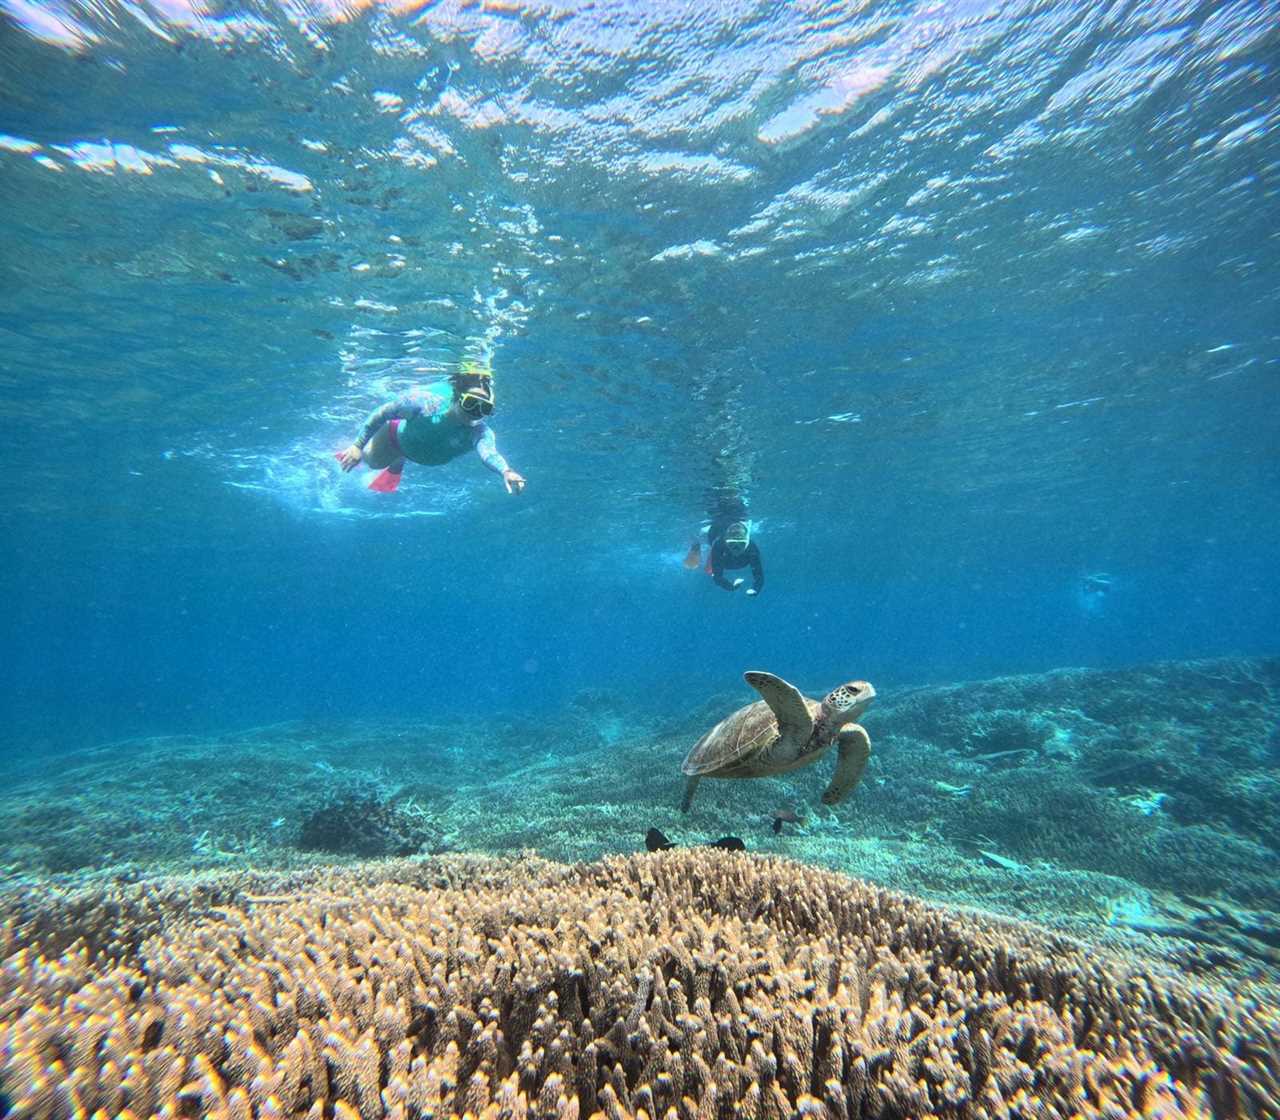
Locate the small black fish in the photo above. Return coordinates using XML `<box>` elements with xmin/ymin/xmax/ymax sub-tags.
<box><xmin>708</xmin><ymin>836</ymin><xmax>745</xmax><ymax>851</ymax></box>
<box><xmin>646</xmin><ymin>827</ymin><xmax>675</xmax><ymax>852</ymax></box>
<box><xmin>771</xmin><ymin>805</ymin><xmax>802</xmax><ymax>835</ymax></box>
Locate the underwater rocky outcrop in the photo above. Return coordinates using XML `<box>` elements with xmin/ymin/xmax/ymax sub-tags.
<box><xmin>1</xmin><ymin>851</ymin><xmax>1276</xmax><ymax>1120</ymax></box>
<box><xmin>297</xmin><ymin>793</ymin><xmax>442</xmax><ymax>858</ymax></box>
<box><xmin>861</xmin><ymin>656</ymin><xmax>1280</xmax><ymax>900</ymax></box>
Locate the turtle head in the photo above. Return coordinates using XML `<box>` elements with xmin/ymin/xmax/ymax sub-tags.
<box><xmin>821</xmin><ymin>680</ymin><xmax>875</xmax><ymax>728</ymax></box>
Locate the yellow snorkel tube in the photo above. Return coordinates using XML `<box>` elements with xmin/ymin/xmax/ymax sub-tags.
<box><xmin>458</xmin><ymin>358</ymin><xmax>493</xmax><ymax>380</ymax></box>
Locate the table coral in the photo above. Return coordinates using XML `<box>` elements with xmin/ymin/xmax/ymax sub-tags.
<box><xmin>2</xmin><ymin>851</ymin><xmax>1276</xmax><ymax>1119</ymax></box>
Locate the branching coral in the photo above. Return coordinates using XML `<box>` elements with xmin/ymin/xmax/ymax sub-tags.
<box><xmin>1</xmin><ymin>851</ymin><xmax>1277</xmax><ymax>1119</ymax></box>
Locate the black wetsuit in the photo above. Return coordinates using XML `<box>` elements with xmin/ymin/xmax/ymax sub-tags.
<box><xmin>709</xmin><ymin>537</ymin><xmax>764</xmax><ymax>594</ymax></box>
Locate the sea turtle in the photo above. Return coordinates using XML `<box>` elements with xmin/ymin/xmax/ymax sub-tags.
<box><xmin>680</xmin><ymin>672</ymin><xmax>875</xmax><ymax>812</ymax></box>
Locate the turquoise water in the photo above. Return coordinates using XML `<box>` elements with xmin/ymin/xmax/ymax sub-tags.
<box><xmin>1</xmin><ymin>1</ymin><xmax>1277</xmax><ymax>743</ymax></box>
<box><xmin>3</xmin><ymin>7</ymin><xmax>1280</xmax><ymax>1115</ymax></box>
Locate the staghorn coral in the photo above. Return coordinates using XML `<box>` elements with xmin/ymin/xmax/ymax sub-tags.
<box><xmin>1</xmin><ymin>851</ymin><xmax>1278</xmax><ymax>1120</ymax></box>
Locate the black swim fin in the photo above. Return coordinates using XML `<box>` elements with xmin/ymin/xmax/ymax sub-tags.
<box><xmin>646</xmin><ymin>827</ymin><xmax>675</xmax><ymax>852</ymax></box>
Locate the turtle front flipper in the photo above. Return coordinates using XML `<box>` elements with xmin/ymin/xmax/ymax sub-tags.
<box><xmin>680</xmin><ymin>775</ymin><xmax>701</xmax><ymax>813</ymax></box>
<box><xmin>821</xmin><ymin>724</ymin><xmax>871</xmax><ymax>805</ymax></box>
<box><xmin>743</xmin><ymin>671</ymin><xmax>814</xmax><ymax>741</ymax></box>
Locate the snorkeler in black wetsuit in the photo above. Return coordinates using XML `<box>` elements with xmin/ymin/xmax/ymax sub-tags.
<box><xmin>684</xmin><ymin>489</ymin><xmax>766</xmax><ymax>598</ymax></box>
<box><xmin>706</xmin><ymin>518</ymin><xmax>764</xmax><ymax>597</ymax></box>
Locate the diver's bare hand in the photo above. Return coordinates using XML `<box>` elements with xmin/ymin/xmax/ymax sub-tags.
<box><xmin>337</xmin><ymin>444</ymin><xmax>362</xmax><ymax>471</ymax></box>
<box><xmin>503</xmin><ymin>469</ymin><xmax>526</xmax><ymax>494</ymax></box>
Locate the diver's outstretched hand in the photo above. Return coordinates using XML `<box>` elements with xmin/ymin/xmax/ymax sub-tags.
<box><xmin>503</xmin><ymin>469</ymin><xmax>526</xmax><ymax>494</ymax></box>
<box><xmin>337</xmin><ymin>444</ymin><xmax>362</xmax><ymax>472</ymax></box>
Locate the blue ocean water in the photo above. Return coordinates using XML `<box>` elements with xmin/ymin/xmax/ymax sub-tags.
<box><xmin>5</xmin><ymin>10</ymin><xmax>1280</xmax><ymax>1116</ymax></box>
<box><xmin>0</xmin><ymin>0</ymin><xmax>1276</xmax><ymax>756</ymax></box>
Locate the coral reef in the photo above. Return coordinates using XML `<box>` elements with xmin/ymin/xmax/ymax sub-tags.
<box><xmin>2</xmin><ymin>851</ymin><xmax>1278</xmax><ymax>1120</ymax></box>
<box><xmin>297</xmin><ymin>793</ymin><xmax>442</xmax><ymax>858</ymax></box>
<box><xmin>1110</xmin><ymin>894</ymin><xmax>1280</xmax><ymax>970</ymax></box>
<box><xmin>878</xmin><ymin>656</ymin><xmax>1280</xmax><ymax>857</ymax></box>
<box><xmin>0</xmin><ymin>721</ymin><xmax>490</xmax><ymax>873</ymax></box>
<box><xmin>0</xmin><ymin>655</ymin><xmax>1276</xmax><ymax>982</ymax></box>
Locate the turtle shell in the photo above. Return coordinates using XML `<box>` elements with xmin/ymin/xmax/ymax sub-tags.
<box><xmin>682</xmin><ymin>698</ymin><xmax>817</xmax><ymax>776</ymax></box>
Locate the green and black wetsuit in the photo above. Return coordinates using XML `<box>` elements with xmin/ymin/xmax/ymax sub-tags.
<box><xmin>354</xmin><ymin>382</ymin><xmax>510</xmax><ymax>477</ymax></box>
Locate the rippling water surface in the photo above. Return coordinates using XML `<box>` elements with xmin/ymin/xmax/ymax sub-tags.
<box><xmin>1</xmin><ymin>0</ymin><xmax>1277</xmax><ymax>734</ymax></box>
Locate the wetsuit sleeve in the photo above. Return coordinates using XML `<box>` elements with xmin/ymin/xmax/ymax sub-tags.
<box><xmin>472</xmin><ymin>423</ymin><xmax>510</xmax><ymax>476</ymax></box>
<box><xmin>353</xmin><ymin>394</ymin><xmax>427</xmax><ymax>449</ymax></box>
<box><xmin>749</xmin><ymin>544</ymin><xmax>765</xmax><ymax>594</ymax></box>
<box><xmin>710</xmin><ymin>542</ymin><xmax>735</xmax><ymax>590</ymax></box>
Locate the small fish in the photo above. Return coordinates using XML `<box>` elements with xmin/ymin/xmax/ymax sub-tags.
<box><xmin>683</xmin><ymin>540</ymin><xmax>702</xmax><ymax>570</ymax></box>
<box><xmin>708</xmin><ymin>836</ymin><xmax>745</xmax><ymax>851</ymax></box>
<box><xmin>645</xmin><ymin>828</ymin><xmax>746</xmax><ymax>852</ymax></box>
<box><xmin>646</xmin><ymin>827</ymin><xmax>675</xmax><ymax>852</ymax></box>
<box><xmin>771</xmin><ymin>805</ymin><xmax>802</xmax><ymax>835</ymax></box>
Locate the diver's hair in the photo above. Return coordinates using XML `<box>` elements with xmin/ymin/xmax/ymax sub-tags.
<box><xmin>451</xmin><ymin>370</ymin><xmax>494</xmax><ymax>397</ymax></box>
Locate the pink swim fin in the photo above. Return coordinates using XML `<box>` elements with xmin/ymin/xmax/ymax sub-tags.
<box><xmin>368</xmin><ymin>466</ymin><xmax>403</xmax><ymax>493</ymax></box>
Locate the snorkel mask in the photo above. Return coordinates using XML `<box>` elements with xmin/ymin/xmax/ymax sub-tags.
<box><xmin>724</xmin><ymin>521</ymin><xmax>750</xmax><ymax>553</ymax></box>
<box><xmin>458</xmin><ymin>387</ymin><xmax>494</xmax><ymax>417</ymax></box>
<box><xmin>455</xmin><ymin>360</ymin><xmax>495</xmax><ymax>417</ymax></box>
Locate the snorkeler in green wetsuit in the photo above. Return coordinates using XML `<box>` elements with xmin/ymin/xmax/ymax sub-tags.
<box><xmin>336</xmin><ymin>362</ymin><xmax>526</xmax><ymax>495</ymax></box>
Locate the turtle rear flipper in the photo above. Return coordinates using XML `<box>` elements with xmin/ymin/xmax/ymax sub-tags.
<box><xmin>680</xmin><ymin>775</ymin><xmax>701</xmax><ymax>812</ymax></box>
<box><xmin>821</xmin><ymin>724</ymin><xmax>871</xmax><ymax>805</ymax></box>
<box><xmin>743</xmin><ymin>671</ymin><xmax>813</xmax><ymax>741</ymax></box>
